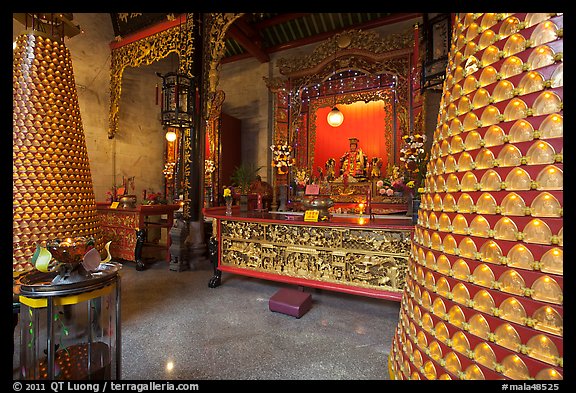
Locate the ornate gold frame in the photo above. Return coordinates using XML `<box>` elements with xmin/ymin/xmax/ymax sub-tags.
<box><xmin>270</xmin><ymin>27</ymin><xmax>415</xmax><ymax>194</ymax></box>
<box><xmin>306</xmin><ymin>89</ymin><xmax>395</xmax><ymax>173</ymax></box>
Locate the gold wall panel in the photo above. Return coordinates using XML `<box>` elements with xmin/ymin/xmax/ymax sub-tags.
<box><xmin>219</xmin><ymin>220</ymin><xmax>411</xmax><ymax>293</ymax></box>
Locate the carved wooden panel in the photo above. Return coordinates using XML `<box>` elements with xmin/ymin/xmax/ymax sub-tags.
<box><xmin>219</xmin><ymin>219</ymin><xmax>411</xmax><ymax>293</ymax></box>
<box><xmin>98</xmin><ymin>211</ymin><xmax>139</xmax><ymax>261</ymax></box>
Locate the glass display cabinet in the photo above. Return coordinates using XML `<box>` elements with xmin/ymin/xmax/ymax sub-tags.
<box><xmin>16</xmin><ymin>262</ymin><xmax>122</xmax><ymax>380</ymax></box>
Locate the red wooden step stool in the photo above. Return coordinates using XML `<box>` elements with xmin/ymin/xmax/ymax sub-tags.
<box><xmin>269</xmin><ymin>288</ymin><xmax>312</xmax><ymax>318</ymax></box>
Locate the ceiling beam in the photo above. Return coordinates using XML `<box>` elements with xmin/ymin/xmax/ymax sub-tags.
<box><xmin>235</xmin><ymin>15</ymin><xmax>257</xmax><ymax>37</ymax></box>
<box><xmin>354</xmin><ymin>12</ymin><xmax>422</xmax><ymax>30</ymax></box>
<box><xmin>268</xmin><ymin>13</ymin><xmax>421</xmax><ymax>54</ymax></box>
<box><xmin>253</xmin><ymin>13</ymin><xmax>310</xmax><ymax>30</ymax></box>
<box><xmin>226</xmin><ymin>23</ymin><xmax>270</xmax><ymax>63</ymax></box>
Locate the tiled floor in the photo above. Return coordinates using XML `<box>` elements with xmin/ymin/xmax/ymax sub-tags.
<box><xmin>13</xmin><ymin>259</ymin><xmax>401</xmax><ymax>380</ymax></box>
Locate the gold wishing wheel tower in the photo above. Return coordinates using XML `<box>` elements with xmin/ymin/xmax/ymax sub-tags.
<box><xmin>13</xmin><ymin>13</ymin><xmax>104</xmax><ymax>273</ymax></box>
<box><xmin>390</xmin><ymin>13</ymin><xmax>563</xmax><ymax>380</ymax></box>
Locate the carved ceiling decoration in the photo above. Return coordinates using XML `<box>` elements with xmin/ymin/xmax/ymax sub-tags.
<box><xmin>108</xmin><ymin>14</ymin><xmax>194</xmax><ymax>139</ymax></box>
<box><xmin>110</xmin><ymin>13</ymin><xmax>176</xmax><ymax>39</ymax></box>
<box><xmin>277</xmin><ymin>28</ymin><xmax>414</xmax><ymax>77</ymax></box>
<box><xmin>108</xmin><ymin>12</ymin><xmax>420</xmax><ymax>64</ymax></box>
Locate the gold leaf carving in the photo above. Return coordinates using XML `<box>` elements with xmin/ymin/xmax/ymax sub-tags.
<box><xmin>219</xmin><ymin>220</ymin><xmax>410</xmax><ymax>292</ymax></box>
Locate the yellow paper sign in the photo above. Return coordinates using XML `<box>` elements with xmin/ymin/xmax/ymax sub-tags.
<box><xmin>110</xmin><ymin>202</ymin><xmax>120</xmax><ymax>209</ymax></box>
<box><xmin>304</xmin><ymin>210</ymin><xmax>319</xmax><ymax>222</ymax></box>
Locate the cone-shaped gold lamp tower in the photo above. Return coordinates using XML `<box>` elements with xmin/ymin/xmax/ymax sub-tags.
<box><xmin>390</xmin><ymin>13</ymin><xmax>563</xmax><ymax>380</ymax></box>
<box><xmin>13</xmin><ymin>14</ymin><xmax>103</xmax><ymax>273</ymax></box>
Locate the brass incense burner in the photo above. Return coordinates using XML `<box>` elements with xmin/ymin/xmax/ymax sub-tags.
<box><xmin>118</xmin><ymin>195</ymin><xmax>137</xmax><ymax>208</ymax></box>
<box><xmin>302</xmin><ymin>195</ymin><xmax>334</xmax><ymax>220</ymax></box>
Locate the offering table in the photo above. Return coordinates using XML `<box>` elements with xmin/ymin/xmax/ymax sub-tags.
<box><xmin>96</xmin><ymin>203</ymin><xmax>180</xmax><ymax>270</ymax></box>
<box><xmin>203</xmin><ymin>206</ymin><xmax>414</xmax><ymax>301</ymax></box>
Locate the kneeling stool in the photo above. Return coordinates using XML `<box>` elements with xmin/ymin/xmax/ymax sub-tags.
<box><xmin>269</xmin><ymin>288</ymin><xmax>312</xmax><ymax>318</ymax></box>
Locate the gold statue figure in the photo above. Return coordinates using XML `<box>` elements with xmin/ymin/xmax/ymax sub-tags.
<box><xmin>339</xmin><ymin>137</ymin><xmax>367</xmax><ymax>179</ymax></box>
<box><xmin>325</xmin><ymin>158</ymin><xmax>336</xmax><ymax>181</ymax></box>
<box><xmin>370</xmin><ymin>157</ymin><xmax>383</xmax><ymax>178</ymax></box>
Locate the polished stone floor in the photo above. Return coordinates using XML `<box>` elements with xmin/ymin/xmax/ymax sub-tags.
<box><xmin>13</xmin><ymin>259</ymin><xmax>401</xmax><ymax>381</ymax></box>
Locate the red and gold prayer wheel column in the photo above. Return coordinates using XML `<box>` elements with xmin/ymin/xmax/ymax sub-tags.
<box><xmin>390</xmin><ymin>13</ymin><xmax>563</xmax><ymax>380</ymax></box>
<box><xmin>13</xmin><ymin>14</ymin><xmax>103</xmax><ymax>273</ymax></box>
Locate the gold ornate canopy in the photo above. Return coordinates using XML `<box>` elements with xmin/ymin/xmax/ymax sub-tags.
<box><xmin>268</xmin><ymin>27</ymin><xmax>415</xmax><ymax>198</ymax></box>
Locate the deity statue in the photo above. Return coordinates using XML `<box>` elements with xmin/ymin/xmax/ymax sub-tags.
<box><xmin>370</xmin><ymin>157</ymin><xmax>383</xmax><ymax>178</ymax></box>
<box><xmin>339</xmin><ymin>137</ymin><xmax>368</xmax><ymax>179</ymax></box>
<box><xmin>325</xmin><ymin>158</ymin><xmax>336</xmax><ymax>181</ymax></box>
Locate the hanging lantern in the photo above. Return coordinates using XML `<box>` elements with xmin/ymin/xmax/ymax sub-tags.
<box><xmin>157</xmin><ymin>72</ymin><xmax>194</xmax><ymax>129</ymax></box>
<box><xmin>327</xmin><ymin>106</ymin><xmax>344</xmax><ymax>127</ymax></box>
<box><xmin>165</xmin><ymin>128</ymin><xmax>177</xmax><ymax>142</ymax></box>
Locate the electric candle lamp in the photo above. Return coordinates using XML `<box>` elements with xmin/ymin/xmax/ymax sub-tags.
<box><xmin>326</xmin><ymin>106</ymin><xmax>344</xmax><ymax>127</ymax></box>
<box><xmin>165</xmin><ymin>129</ymin><xmax>177</xmax><ymax>142</ymax></box>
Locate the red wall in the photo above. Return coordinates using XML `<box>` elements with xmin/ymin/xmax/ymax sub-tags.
<box><xmin>220</xmin><ymin>112</ymin><xmax>242</xmax><ymax>189</ymax></box>
<box><xmin>313</xmin><ymin>100</ymin><xmax>391</xmax><ymax>178</ymax></box>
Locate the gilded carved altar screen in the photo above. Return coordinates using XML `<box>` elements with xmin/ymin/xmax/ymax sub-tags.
<box><xmin>268</xmin><ymin>28</ymin><xmax>416</xmax><ymax>202</ymax></box>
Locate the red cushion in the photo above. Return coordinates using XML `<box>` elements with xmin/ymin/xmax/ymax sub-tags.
<box><xmin>269</xmin><ymin>288</ymin><xmax>312</xmax><ymax>318</ymax></box>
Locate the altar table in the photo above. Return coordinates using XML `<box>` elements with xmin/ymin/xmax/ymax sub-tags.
<box><xmin>203</xmin><ymin>206</ymin><xmax>414</xmax><ymax>301</ymax></box>
<box><xmin>96</xmin><ymin>203</ymin><xmax>180</xmax><ymax>270</ymax></box>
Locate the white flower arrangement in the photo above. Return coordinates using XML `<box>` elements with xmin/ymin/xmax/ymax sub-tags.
<box><xmin>270</xmin><ymin>143</ymin><xmax>294</xmax><ymax>174</ymax></box>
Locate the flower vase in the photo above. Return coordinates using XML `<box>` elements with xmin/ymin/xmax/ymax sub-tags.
<box><xmin>295</xmin><ymin>185</ymin><xmax>305</xmax><ymax>201</ymax></box>
<box><xmin>411</xmin><ymin>195</ymin><xmax>421</xmax><ymax>224</ymax></box>
<box><xmin>225</xmin><ymin>199</ymin><xmax>233</xmax><ymax>215</ymax></box>
<box><xmin>239</xmin><ymin>194</ymin><xmax>248</xmax><ymax>212</ymax></box>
